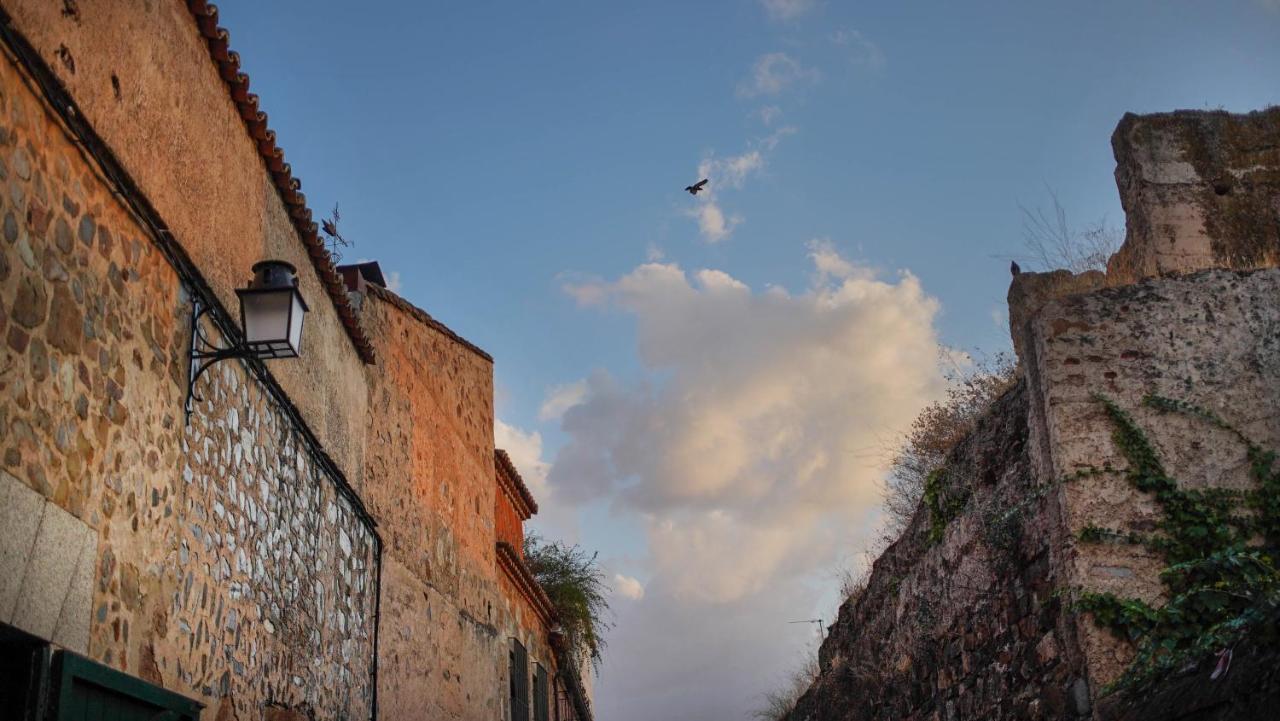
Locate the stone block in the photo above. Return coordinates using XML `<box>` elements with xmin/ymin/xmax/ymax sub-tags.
<box><xmin>0</xmin><ymin>469</ymin><xmax>44</xmax><ymax>621</ymax></box>
<box><xmin>51</xmin><ymin>528</ymin><xmax>97</xmax><ymax>653</ymax></box>
<box><xmin>1108</xmin><ymin>108</ymin><xmax>1280</xmax><ymax>283</ymax></box>
<box><xmin>1006</xmin><ymin>269</ymin><xmax>1107</xmax><ymax>366</ymax></box>
<box><xmin>10</xmin><ymin>496</ymin><xmax>95</xmax><ymax>640</ymax></box>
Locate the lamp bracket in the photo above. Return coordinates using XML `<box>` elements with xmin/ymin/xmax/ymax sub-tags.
<box><xmin>185</xmin><ymin>296</ymin><xmax>253</xmax><ymax>424</ymax></box>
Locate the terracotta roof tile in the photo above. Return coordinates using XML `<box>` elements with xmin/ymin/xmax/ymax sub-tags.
<box><xmin>496</xmin><ymin>449</ymin><xmax>538</xmax><ymax>517</ymax></box>
<box><xmin>186</xmin><ymin>1</ymin><xmax>375</xmax><ymax>364</ymax></box>
<box><xmin>496</xmin><ymin>541</ymin><xmax>557</xmax><ymax>627</ymax></box>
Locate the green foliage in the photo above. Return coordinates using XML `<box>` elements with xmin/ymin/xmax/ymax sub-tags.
<box><xmin>524</xmin><ymin>533</ymin><xmax>613</xmax><ymax>670</ymax></box>
<box><xmin>923</xmin><ymin>467</ymin><xmax>969</xmax><ymax>546</ymax></box>
<box><xmin>881</xmin><ymin>353</ymin><xmax>1016</xmax><ymax>545</ymax></box>
<box><xmin>981</xmin><ymin>499</ymin><xmax>1024</xmax><ymax>570</ymax></box>
<box><xmin>1072</xmin><ymin>395</ymin><xmax>1280</xmax><ymax>694</ymax></box>
<box><xmin>1077</xmin><ymin>524</ymin><xmax>1146</xmax><ymax>546</ymax></box>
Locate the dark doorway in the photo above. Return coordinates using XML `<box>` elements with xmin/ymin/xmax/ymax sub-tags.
<box><xmin>0</xmin><ymin>623</ymin><xmax>49</xmax><ymax>721</ymax></box>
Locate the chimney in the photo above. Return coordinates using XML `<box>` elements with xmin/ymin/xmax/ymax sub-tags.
<box><xmin>337</xmin><ymin>261</ymin><xmax>388</xmax><ymax>311</ymax></box>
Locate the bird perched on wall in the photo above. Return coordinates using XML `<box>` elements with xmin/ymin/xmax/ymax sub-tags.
<box><xmin>1010</xmin><ymin>260</ymin><xmax>1021</xmax><ymax>276</ymax></box>
<box><xmin>685</xmin><ymin>178</ymin><xmax>709</xmax><ymax>195</ymax></box>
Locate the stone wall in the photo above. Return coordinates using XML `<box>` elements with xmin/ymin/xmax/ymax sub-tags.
<box><xmin>0</xmin><ymin>29</ymin><xmax>377</xmax><ymax>720</ymax></box>
<box><xmin>794</xmin><ymin>107</ymin><xmax>1280</xmax><ymax>720</ymax></box>
<box><xmin>1020</xmin><ymin>266</ymin><xmax>1280</xmax><ymax>700</ymax></box>
<box><xmin>0</xmin><ymin>4</ymin><xmax>587</xmax><ymax>720</ymax></box>
<box><xmin>793</xmin><ymin>268</ymin><xmax>1280</xmax><ymax>721</ymax></box>
<box><xmin>358</xmin><ymin>284</ymin><xmax>560</xmax><ymax>721</ymax></box>
<box><xmin>1108</xmin><ymin>109</ymin><xmax>1280</xmax><ymax>283</ymax></box>
<box><xmin>790</xmin><ymin>382</ymin><xmax>1093</xmax><ymax>720</ymax></box>
<box><xmin>5</xmin><ymin>0</ymin><xmax>371</xmax><ymax>484</ymax></box>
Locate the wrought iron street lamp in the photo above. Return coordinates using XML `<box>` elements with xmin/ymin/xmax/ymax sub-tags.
<box><xmin>186</xmin><ymin>260</ymin><xmax>309</xmax><ymax>420</ymax></box>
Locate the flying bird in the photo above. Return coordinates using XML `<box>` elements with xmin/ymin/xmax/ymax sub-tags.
<box><xmin>1010</xmin><ymin>260</ymin><xmax>1021</xmax><ymax>276</ymax></box>
<box><xmin>685</xmin><ymin>178</ymin><xmax>709</xmax><ymax>195</ymax></box>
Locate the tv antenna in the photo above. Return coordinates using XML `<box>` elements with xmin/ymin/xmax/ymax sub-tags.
<box><xmin>789</xmin><ymin>618</ymin><xmax>825</xmax><ymax>640</ymax></box>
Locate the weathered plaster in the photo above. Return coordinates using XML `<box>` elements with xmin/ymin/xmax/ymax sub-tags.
<box><xmin>0</xmin><ymin>49</ymin><xmax>376</xmax><ymax>718</ymax></box>
<box><xmin>5</xmin><ymin>0</ymin><xmax>369</xmax><ymax>485</ymax></box>
<box><xmin>358</xmin><ymin>285</ymin><xmax>562</xmax><ymax>721</ymax></box>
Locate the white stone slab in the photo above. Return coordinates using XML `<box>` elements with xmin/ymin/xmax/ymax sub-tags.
<box><xmin>11</xmin><ymin>499</ymin><xmax>95</xmax><ymax>640</ymax></box>
<box><xmin>0</xmin><ymin>470</ymin><xmax>45</xmax><ymax>623</ymax></box>
<box><xmin>51</xmin><ymin>528</ymin><xmax>97</xmax><ymax>653</ymax></box>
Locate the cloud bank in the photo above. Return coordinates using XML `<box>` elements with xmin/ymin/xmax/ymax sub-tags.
<box><xmin>738</xmin><ymin>52</ymin><xmax>820</xmax><ymax>98</ymax></box>
<box><xmin>545</xmin><ymin>243</ymin><xmax>950</xmax><ymax>719</ymax></box>
<box><xmin>761</xmin><ymin>0</ymin><xmax>817</xmax><ymax>22</ymax></box>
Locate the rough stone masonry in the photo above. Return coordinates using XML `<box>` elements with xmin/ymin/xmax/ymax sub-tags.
<box><xmin>0</xmin><ymin>2</ymin><xmax>592</xmax><ymax>720</ymax></box>
<box><xmin>789</xmin><ymin>108</ymin><xmax>1280</xmax><ymax>721</ymax></box>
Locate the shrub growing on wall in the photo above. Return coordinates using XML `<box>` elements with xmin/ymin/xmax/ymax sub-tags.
<box><xmin>1075</xmin><ymin>395</ymin><xmax>1280</xmax><ymax>695</ymax></box>
<box><xmin>525</xmin><ymin>533</ymin><xmax>613</xmax><ymax>670</ymax></box>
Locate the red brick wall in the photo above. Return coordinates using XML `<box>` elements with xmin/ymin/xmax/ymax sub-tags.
<box><xmin>495</xmin><ymin>483</ymin><xmax>526</xmax><ymax>558</ymax></box>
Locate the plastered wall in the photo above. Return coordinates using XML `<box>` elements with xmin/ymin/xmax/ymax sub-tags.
<box><xmin>0</xmin><ymin>44</ymin><xmax>377</xmax><ymax>719</ymax></box>
<box><xmin>5</xmin><ymin>0</ymin><xmax>370</xmax><ymax>485</ymax></box>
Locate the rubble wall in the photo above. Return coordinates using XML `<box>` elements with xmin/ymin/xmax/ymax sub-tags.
<box><xmin>0</xmin><ymin>45</ymin><xmax>377</xmax><ymax>720</ymax></box>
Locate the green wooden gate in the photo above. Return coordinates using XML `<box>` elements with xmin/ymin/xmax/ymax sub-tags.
<box><xmin>51</xmin><ymin>652</ymin><xmax>203</xmax><ymax>720</ymax></box>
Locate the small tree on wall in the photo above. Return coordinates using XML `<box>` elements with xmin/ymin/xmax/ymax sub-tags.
<box><xmin>524</xmin><ymin>533</ymin><xmax>613</xmax><ymax>670</ymax></box>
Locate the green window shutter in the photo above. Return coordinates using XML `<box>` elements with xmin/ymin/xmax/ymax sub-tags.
<box><xmin>533</xmin><ymin>664</ymin><xmax>549</xmax><ymax>721</ymax></box>
<box><xmin>52</xmin><ymin>651</ymin><xmax>203</xmax><ymax>720</ymax></box>
<box><xmin>510</xmin><ymin>639</ymin><xmax>529</xmax><ymax>721</ymax></box>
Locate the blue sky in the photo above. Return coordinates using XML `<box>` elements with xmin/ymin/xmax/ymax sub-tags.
<box><xmin>218</xmin><ymin>1</ymin><xmax>1279</xmax><ymax>718</ymax></box>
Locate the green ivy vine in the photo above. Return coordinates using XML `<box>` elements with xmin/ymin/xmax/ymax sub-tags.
<box><xmin>924</xmin><ymin>467</ymin><xmax>969</xmax><ymax>546</ymax></box>
<box><xmin>1073</xmin><ymin>394</ymin><xmax>1280</xmax><ymax>695</ymax></box>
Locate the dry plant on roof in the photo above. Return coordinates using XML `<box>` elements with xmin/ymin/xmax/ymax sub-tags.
<box><xmin>878</xmin><ymin>352</ymin><xmax>1017</xmax><ymax>550</ymax></box>
<box><xmin>1017</xmin><ymin>186</ymin><xmax>1123</xmax><ymax>273</ymax></box>
<box><xmin>524</xmin><ymin>533</ymin><xmax>613</xmax><ymax>670</ymax></box>
<box><xmin>751</xmin><ymin>650</ymin><xmax>820</xmax><ymax>721</ymax></box>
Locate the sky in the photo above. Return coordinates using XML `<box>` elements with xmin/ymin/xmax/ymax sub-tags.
<box><xmin>215</xmin><ymin>2</ymin><xmax>1280</xmax><ymax>718</ymax></box>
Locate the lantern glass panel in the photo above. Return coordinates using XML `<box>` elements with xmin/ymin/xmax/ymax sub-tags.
<box><xmin>288</xmin><ymin>290</ymin><xmax>305</xmax><ymax>354</ymax></box>
<box><xmin>242</xmin><ymin>289</ymin><xmax>294</xmax><ymax>356</ymax></box>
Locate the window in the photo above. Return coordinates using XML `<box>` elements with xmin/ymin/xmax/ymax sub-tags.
<box><xmin>510</xmin><ymin>639</ymin><xmax>529</xmax><ymax>721</ymax></box>
<box><xmin>533</xmin><ymin>663</ymin><xmax>549</xmax><ymax>721</ymax></box>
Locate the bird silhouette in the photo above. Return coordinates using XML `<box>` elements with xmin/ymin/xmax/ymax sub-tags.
<box><xmin>685</xmin><ymin>179</ymin><xmax>709</xmax><ymax>195</ymax></box>
<box><xmin>1010</xmin><ymin>260</ymin><xmax>1021</xmax><ymax>276</ymax></box>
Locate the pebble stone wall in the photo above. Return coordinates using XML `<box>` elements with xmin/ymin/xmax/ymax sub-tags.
<box><xmin>0</xmin><ymin>39</ymin><xmax>377</xmax><ymax>720</ymax></box>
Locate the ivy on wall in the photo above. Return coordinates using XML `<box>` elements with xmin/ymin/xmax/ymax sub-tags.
<box><xmin>1073</xmin><ymin>395</ymin><xmax>1280</xmax><ymax>695</ymax></box>
<box><xmin>923</xmin><ymin>467</ymin><xmax>969</xmax><ymax>546</ymax></box>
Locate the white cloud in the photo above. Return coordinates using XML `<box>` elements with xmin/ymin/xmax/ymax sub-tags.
<box><xmin>832</xmin><ymin>27</ymin><xmax>886</xmax><ymax>69</ymax></box>
<box><xmin>539</xmin><ymin>380</ymin><xmax>589</xmax><ymax>422</ymax></box>
<box><xmin>562</xmin><ymin>275</ymin><xmax>610</xmax><ymax>307</ymax></box>
<box><xmin>685</xmin><ymin>134</ymin><xmax>792</xmax><ymax>243</ymax></box>
<box><xmin>554</xmin><ymin>246</ymin><xmax>949</xmax><ymax>719</ymax></box>
<box><xmin>737</xmin><ymin>52</ymin><xmax>819</xmax><ymax>98</ymax></box>
<box><xmin>808</xmin><ymin>237</ymin><xmax>863</xmax><ymax>281</ymax></box>
<box><xmin>761</xmin><ymin>0</ymin><xmax>816</xmax><ymax>22</ymax></box>
<box><xmin>991</xmin><ymin>304</ymin><xmax>1007</xmax><ymax>330</ymax></box>
<box><xmin>685</xmin><ymin>199</ymin><xmax>741</xmax><ymax>243</ymax></box>
<box><xmin>494</xmin><ymin>417</ymin><xmax>551</xmax><ymax>502</ymax></box>
<box><xmin>760</xmin><ymin>125</ymin><xmax>798</xmax><ymax>151</ymax></box>
<box><xmin>549</xmin><ymin>246</ymin><xmax>946</xmax><ymax>589</ymax></box>
<box><xmin>696</xmin><ymin>149</ymin><xmax>762</xmax><ymax>194</ymax></box>
<box><xmin>613</xmin><ymin>574</ymin><xmax>646</xmax><ymax>601</ymax></box>
<box><xmin>757</xmin><ymin>105</ymin><xmax>783</xmax><ymax>126</ymax></box>
<box><xmin>698</xmin><ymin>150</ymin><xmax>763</xmax><ymax>190</ymax></box>
<box><xmin>385</xmin><ymin>270</ymin><xmax>403</xmax><ymax>294</ymax></box>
